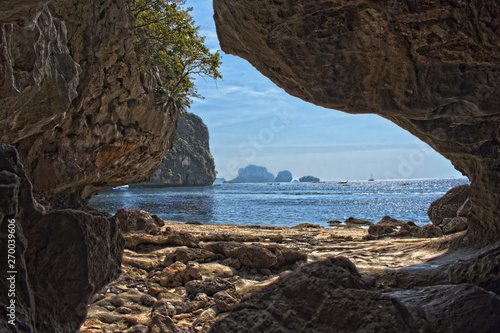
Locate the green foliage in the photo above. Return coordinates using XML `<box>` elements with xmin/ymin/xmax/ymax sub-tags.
<box><xmin>127</xmin><ymin>0</ymin><xmax>222</xmax><ymax>115</ymax></box>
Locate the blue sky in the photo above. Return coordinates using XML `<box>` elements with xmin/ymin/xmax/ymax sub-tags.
<box><xmin>187</xmin><ymin>1</ymin><xmax>463</xmax><ymax>182</ymax></box>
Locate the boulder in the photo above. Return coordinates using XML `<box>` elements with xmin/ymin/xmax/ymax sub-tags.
<box><xmin>115</xmin><ymin>209</ymin><xmax>163</xmax><ymax>235</ymax></box>
<box><xmin>225</xmin><ymin>244</ymin><xmax>278</xmax><ymax>269</ymax></box>
<box><xmin>209</xmin><ymin>257</ymin><xmax>425</xmax><ymax>332</ymax></box>
<box><xmin>428</xmin><ymin>185</ymin><xmax>470</xmax><ymax>226</ymax></box>
<box><xmin>367</xmin><ymin>224</ymin><xmax>397</xmax><ymax>238</ymax></box>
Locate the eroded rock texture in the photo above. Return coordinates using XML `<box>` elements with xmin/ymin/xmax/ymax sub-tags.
<box><xmin>0</xmin><ymin>145</ymin><xmax>124</xmax><ymax>332</ymax></box>
<box><xmin>1</xmin><ymin>0</ymin><xmax>177</xmax><ymax>208</ymax></box>
<box><xmin>214</xmin><ymin>0</ymin><xmax>500</xmax><ymax>246</ymax></box>
<box><xmin>209</xmin><ymin>257</ymin><xmax>426</xmax><ymax>332</ymax></box>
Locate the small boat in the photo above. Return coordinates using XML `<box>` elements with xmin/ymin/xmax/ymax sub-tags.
<box><xmin>338</xmin><ymin>180</ymin><xmax>348</xmax><ymax>184</ymax></box>
<box><xmin>368</xmin><ymin>174</ymin><xmax>375</xmax><ymax>181</ymax></box>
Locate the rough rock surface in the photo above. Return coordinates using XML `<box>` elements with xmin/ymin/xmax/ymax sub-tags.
<box><xmin>428</xmin><ymin>184</ymin><xmax>470</xmax><ymax>226</ymax></box>
<box><xmin>387</xmin><ymin>284</ymin><xmax>500</xmax><ymax>333</ymax></box>
<box><xmin>209</xmin><ymin>257</ymin><xmax>425</xmax><ymax>332</ymax></box>
<box><xmin>1</xmin><ymin>0</ymin><xmax>178</xmax><ymax>207</ymax></box>
<box><xmin>115</xmin><ymin>209</ymin><xmax>164</xmax><ymax>235</ymax></box>
<box><xmin>0</xmin><ymin>145</ymin><xmax>123</xmax><ymax>332</ymax></box>
<box><xmin>214</xmin><ymin>0</ymin><xmax>500</xmax><ymax>246</ymax></box>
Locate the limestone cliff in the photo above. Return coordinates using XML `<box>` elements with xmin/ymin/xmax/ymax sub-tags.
<box><xmin>0</xmin><ymin>0</ymin><xmax>177</xmax><ymax>331</ymax></box>
<box><xmin>213</xmin><ymin>0</ymin><xmax>500</xmax><ymax>247</ymax></box>
<box><xmin>137</xmin><ymin>112</ymin><xmax>216</xmax><ymax>187</ymax></box>
<box><xmin>1</xmin><ymin>0</ymin><xmax>178</xmax><ymax>208</ymax></box>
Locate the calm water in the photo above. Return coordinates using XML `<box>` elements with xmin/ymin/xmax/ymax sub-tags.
<box><xmin>89</xmin><ymin>178</ymin><xmax>469</xmax><ymax>227</ymax></box>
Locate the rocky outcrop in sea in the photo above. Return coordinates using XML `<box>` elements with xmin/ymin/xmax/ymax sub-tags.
<box><xmin>226</xmin><ymin>165</ymin><xmax>275</xmax><ymax>183</ymax></box>
<box><xmin>274</xmin><ymin>170</ymin><xmax>293</xmax><ymax>182</ymax></box>
<box><xmin>133</xmin><ymin>113</ymin><xmax>216</xmax><ymax>187</ymax></box>
<box><xmin>299</xmin><ymin>175</ymin><xmax>320</xmax><ymax>182</ymax></box>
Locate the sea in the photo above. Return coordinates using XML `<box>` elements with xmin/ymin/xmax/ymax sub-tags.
<box><xmin>89</xmin><ymin>178</ymin><xmax>470</xmax><ymax>228</ymax></box>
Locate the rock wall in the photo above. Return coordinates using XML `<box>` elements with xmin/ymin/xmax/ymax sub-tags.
<box><xmin>0</xmin><ymin>145</ymin><xmax>124</xmax><ymax>332</ymax></box>
<box><xmin>213</xmin><ymin>0</ymin><xmax>500</xmax><ymax>246</ymax></box>
<box><xmin>1</xmin><ymin>0</ymin><xmax>178</xmax><ymax>208</ymax></box>
<box><xmin>137</xmin><ymin>112</ymin><xmax>216</xmax><ymax>187</ymax></box>
<box><xmin>0</xmin><ymin>0</ymin><xmax>177</xmax><ymax>331</ymax></box>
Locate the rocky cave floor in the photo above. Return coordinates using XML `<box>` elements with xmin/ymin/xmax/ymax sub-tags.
<box><xmin>80</xmin><ymin>211</ymin><xmax>462</xmax><ymax>333</ymax></box>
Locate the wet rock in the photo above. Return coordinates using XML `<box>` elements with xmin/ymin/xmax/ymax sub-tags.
<box><xmin>428</xmin><ymin>184</ymin><xmax>470</xmax><ymax>226</ymax></box>
<box><xmin>377</xmin><ymin>216</ymin><xmax>406</xmax><ymax>227</ymax></box>
<box><xmin>387</xmin><ymin>284</ymin><xmax>500</xmax><ymax>332</ymax></box>
<box><xmin>367</xmin><ymin>224</ymin><xmax>397</xmax><ymax>238</ymax></box>
<box><xmin>344</xmin><ymin>217</ymin><xmax>373</xmax><ymax>226</ymax></box>
<box><xmin>327</xmin><ymin>220</ymin><xmax>342</xmax><ymax>227</ymax></box>
<box><xmin>185</xmin><ymin>277</ymin><xmax>235</xmax><ymax>296</ymax></box>
<box><xmin>209</xmin><ymin>257</ymin><xmax>424</xmax><ymax>332</ymax></box>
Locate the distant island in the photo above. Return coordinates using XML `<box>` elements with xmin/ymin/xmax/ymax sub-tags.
<box><xmin>132</xmin><ymin>113</ymin><xmax>216</xmax><ymax>187</ymax></box>
<box><xmin>226</xmin><ymin>165</ymin><xmax>275</xmax><ymax>183</ymax></box>
<box><xmin>275</xmin><ymin>170</ymin><xmax>293</xmax><ymax>182</ymax></box>
<box><xmin>226</xmin><ymin>166</ymin><xmax>297</xmax><ymax>183</ymax></box>
<box><xmin>299</xmin><ymin>175</ymin><xmax>320</xmax><ymax>182</ymax></box>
